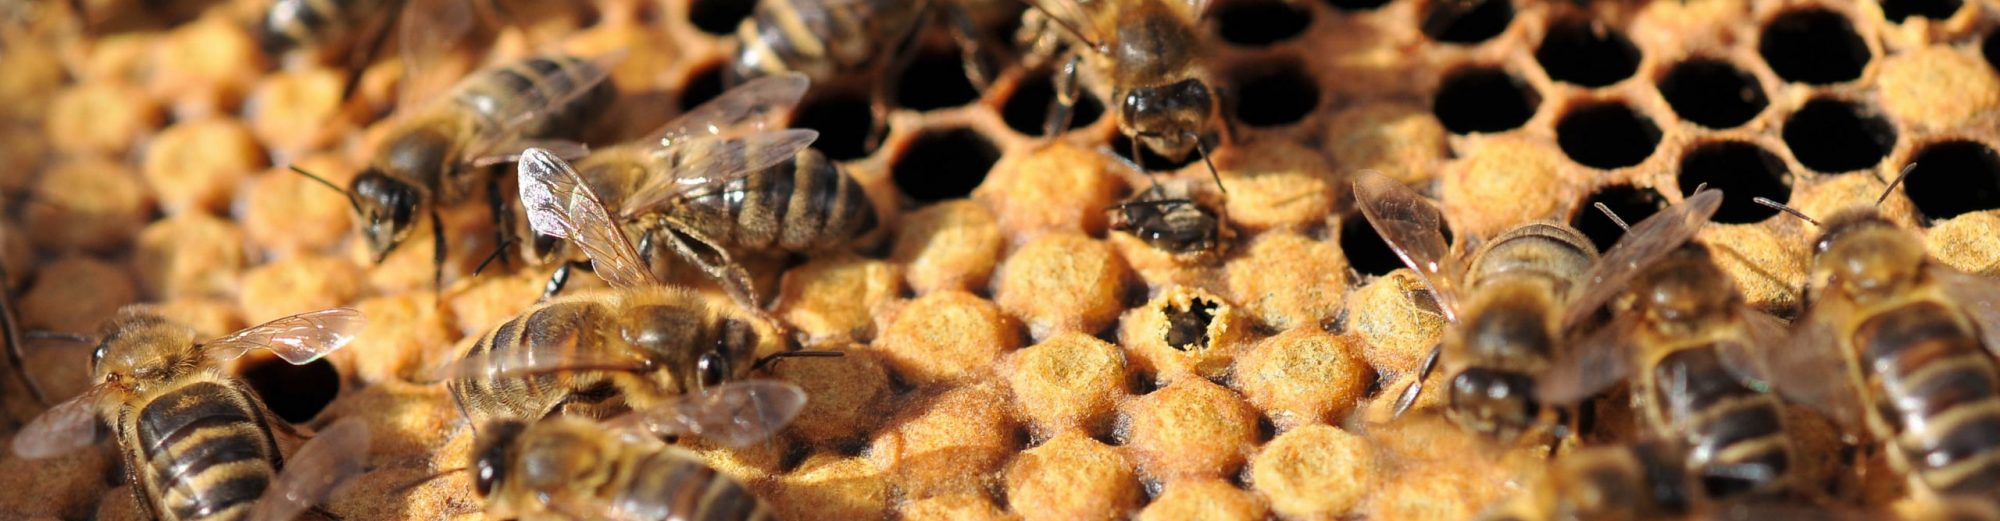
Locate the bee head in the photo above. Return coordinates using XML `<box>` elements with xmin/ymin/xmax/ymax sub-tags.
<box><xmin>350</xmin><ymin>169</ymin><xmax>423</xmax><ymax>262</ymax></box>
<box><xmin>1813</xmin><ymin>212</ymin><xmax>1924</xmax><ymax>302</ymax></box>
<box><xmin>90</xmin><ymin>310</ymin><xmax>198</xmax><ymax>386</ymax></box>
<box><xmin>471</xmin><ymin>419</ymin><xmax>529</xmax><ymax>498</ymax></box>
<box><xmin>1120</xmin><ymin>78</ymin><xmax>1215</xmax><ymax>162</ymax></box>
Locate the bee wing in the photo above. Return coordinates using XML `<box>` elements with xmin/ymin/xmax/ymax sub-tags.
<box><xmin>518</xmin><ymin>148</ymin><xmax>657</xmax><ymax>290</ymax></box>
<box><xmin>462</xmin><ymin>52</ymin><xmax>626</xmax><ymax>164</ymax></box>
<box><xmin>203</xmin><ymin>308</ymin><xmax>365</xmax><ymax>365</ymax></box>
<box><xmin>617</xmin><ymin>130</ymin><xmax>821</xmax><ymax>219</ymax></box>
<box><xmin>1536</xmin><ymin>318</ymin><xmax>1637</xmax><ymax>404</ymax></box>
<box><xmin>642</xmin><ymin>72</ymin><xmax>810</xmax><ymax>148</ymax></box>
<box><xmin>1353</xmin><ymin>170</ymin><xmax>1461</xmax><ymax>322</ymax></box>
<box><xmin>1716</xmin><ymin>308</ymin><xmax>1791</xmax><ymax>387</ymax></box>
<box><xmin>1758</xmin><ymin>306</ymin><xmax>1869</xmax><ymax>434</ymax></box>
<box><xmin>394</xmin><ymin>0</ymin><xmax>477</xmax><ymax>110</ymax></box>
<box><xmin>10</xmin><ymin>390</ymin><xmax>101</xmax><ymax>459</ymax></box>
<box><xmin>1926</xmin><ymin>265</ymin><xmax>2000</xmax><ymax>358</ymax></box>
<box><xmin>246</xmin><ymin>417</ymin><xmax>371</xmax><ymax>521</ymax></box>
<box><xmin>615</xmin><ymin>380</ymin><xmax>807</xmax><ymax>448</ymax></box>
<box><xmin>1562</xmin><ymin>189</ymin><xmax>1723</xmax><ymax>329</ymax></box>
<box><xmin>427</xmin><ymin>340</ymin><xmax>649</xmax><ymax>383</ymax></box>
<box><xmin>1024</xmin><ymin>0</ymin><xmax>1108</xmax><ymax>49</ymax></box>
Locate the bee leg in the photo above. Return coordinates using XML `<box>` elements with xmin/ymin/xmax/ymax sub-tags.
<box><xmin>1392</xmin><ymin>344</ymin><xmax>1443</xmax><ymax>418</ymax></box>
<box><xmin>485</xmin><ymin>175</ymin><xmax>514</xmax><ymax>270</ymax></box>
<box><xmin>1042</xmin><ymin>53</ymin><xmax>1083</xmax><ymax>138</ymax></box>
<box><xmin>942</xmin><ymin>3</ymin><xmax>994</xmax><ymax>91</ymax></box>
<box><xmin>658</xmin><ymin>225</ymin><xmax>775</xmax><ymax>323</ymax></box>
<box><xmin>540</xmin><ymin>260</ymin><xmax>593</xmax><ymax>301</ymax></box>
<box><xmin>432</xmin><ymin>208</ymin><xmax>447</xmax><ymax>292</ymax></box>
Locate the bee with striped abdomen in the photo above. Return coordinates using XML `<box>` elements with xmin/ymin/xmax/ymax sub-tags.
<box><xmin>1481</xmin><ymin>439</ymin><xmax>1864</xmax><ymax>521</ymax></box>
<box><xmin>1353</xmin><ymin>170</ymin><xmax>1601</xmax><ymax>442</ymax></box>
<box><xmin>10</xmin><ymin>308</ymin><xmax>370</xmax><ymax>521</ymax></box>
<box><xmin>1105</xmin><ymin>180</ymin><xmax>1231</xmax><ymax>263</ymax></box>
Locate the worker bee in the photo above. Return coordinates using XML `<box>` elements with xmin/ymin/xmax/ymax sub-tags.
<box><xmin>291</xmin><ymin>52</ymin><xmax>619</xmax><ymax>289</ymax></box>
<box><xmin>1481</xmin><ymin>439</ymin><xmax>1858</xmax><ymax>521</ymax></box>
<box><xmin>1533</xmin><ymin>190</ymin><xmax>1815</xmax><ymax>499</ymax></box>
<box><xmin>728</xmin><ymin>0</ymin><xmax>1004</xmax><ymax>148</ymax></box>
<box><xmin>1353</xmin><ymin>170</ymin><xmax>1601</xmax><ymax>441</ymax></box>
<box><xmin>432</xmin><ymin>144</ymin><xmax>834</xmax><ymax>442</ymax></box>
<box><xmin>1739</xmin><ymin>168</ymin><xmax>2000</xmax><ymax>504</ymax></box>
<box><xmin>468</xmin><ymin>416</ymin><xmax>776</xmax><ymax>520</ymax></box>
<box><xmin>1105</xmin><ymin>180</ymin><xmax>1231</xmax><ymax>262</ymax></box>
<box><xmin>9</xmin><ymin>308</ymin><xmax>370</xmax><ymax>521</ymax></box>
<box><xmin>511</xmin><ymin>72</ymin><xmax>876</xmax><ymax>306</ymax></box>
<box><xmin>1020</xmin><ymin>0</ymin><xmax>1228</xmax><ymax>189</ymax></box>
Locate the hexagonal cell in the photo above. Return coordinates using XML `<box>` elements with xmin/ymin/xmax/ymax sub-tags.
<box><xmin>1215</xmin><ymin>0</ymin><xmax>1313</xmax><ymax>47</ymax></box>
<box><xmin>1002</xmin><ymin>67</ymin><xmax>1103</xmax><ymax>137</ymax></box>
<box><xmin>1340</xmin><ymin>213</ymin><xmax>1406</xmax><ymax>277</ymax></box>
<box><xmin>1570</xmin><ymin>184</ymin><xmax>1664</xmax><ymax>252</ymax></box>
<box><xmin>1433</xmin><ymin>67</ymin><xmax>1540</xmax><ymax>134</ymax></box>
<box><xmin>892</xmin><ymin>127</ymin><xmax>1001</xmax><ymax>203</ymax></box>
<box><xmin>688</xmin><ymin>0</ymin><xmax>755</xmax><ymax>36</ymax></box>
<box><xmin>1421</xmin><ymin>0</ymin><xmax>1514</xmax><ymax>44</ymax></box>
<box><xmin>1903</xmin><ymin>141</ymin><xmax>2000</xmax><ymax>221</ymax></box>
<box><xmin>1782</xmin><ymin>98</ymin><xmax>1895</xmax><ymax>174</ymax></box>
<box><xmin>1555</xmin><ymin>102</ymin><xmax>1660</xmax><ymax>170</ymax></box>
<box><xmin>1881</xmin><ymin>0</ymin><xmax>1961</xmax><ymax>23</ymax></box>
<box><xmin>237</xmin><ymin>354</ymin><xmax>341</xmax><ymax>423</ymax></box>
<box><xmin>793</xmin><ymin>92</ymin><xmax>876</xmax><ymax>161</ymax></box>
<box><xmin>895</xmin><ymin>48</ymin><xmax>982</xmax><ymax>111</ymax></box>
<box><xmin>1534</xmin><ymin>17</ymin><xmax>1640</xmax><ymax>88</ymax></box>
<box><xmin>1231</xmin><ymin>59</ymin><xmax>1320</xmax><ymax>128</ymax></box>
<box><xmin>1325</xmin><ymin>0</ymin><xmax>1390</xmax><ymax>11</ymax></box>
<box><xmin>1759</xmin><ymin>9</ymin><xmax>1871</xmax><ymax>85</ymax></box>
<box><xmin>1677</xmin><ymin>142</ymin><xmax>1792</xmax><ymax>224</ymax></box>
<box><xmin>1657</xmin><ymin>59</ymin><xmax>1768</xmax><ymax>130</ymax></box>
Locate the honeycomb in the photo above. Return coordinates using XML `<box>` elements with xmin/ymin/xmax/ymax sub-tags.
<box><xmin>3</xmin><ymin>0</ymin><xmax>2000</xmax><ymax>519</ymax></box>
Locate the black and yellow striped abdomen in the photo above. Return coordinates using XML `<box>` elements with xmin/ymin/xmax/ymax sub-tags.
<box><xmin>1647</xmin><ymin>345</ymin><xmax>1793</xmax><ymax>498</ymax></box>
<box><xmin>1857</xmin><ymin>301</ymin><xmax>2000</xmax><ymax>497</ymax></box>
<box><xmin>730</xmin><ymin>0</ymin><xmax>919</xmax><ymax>82</ymax></box>
<box><xmin>125</xmin><ymin>380</ymin><xmax>283</xmax><ymax>521</ymax></box>
<box><xmin>450</xmin><ymin>54</ymin><xmax>618</xmax><ymax>143</ymax></box>
<box><xmin>451</xmin><ymin>298</ymin><xmax>638</xmax><ymax>423</ymax></box>
<box><xmin>670</xmin><ymin>146</ymin><xmax>876</xmax><ymax>253</ymax></box>
<box><xmin>607</xmin><ymin>446</ymin><xmax>777</xmax><ymax>521</ymax></box>
<box><xmin>257</xmin><ymin>0</ymin><xmax>389</xmax><ymax>55</ymax></box>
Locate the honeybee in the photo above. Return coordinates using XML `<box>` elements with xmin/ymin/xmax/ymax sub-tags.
<box><xmin>1533</xmin><ymin>190</ymin><xmax>1816</xmax><ymax>499</ymax></box>
<box><xmin>432</xmin><ymin>143</ymin><xmax>832</xmax><ymax>443</ymax></box>
<box><xmin>9</xmin><ymin>308</ymin><xmax>370</xmax><ymax>521</ymax></box>
<box><xmin>465</xmin><ymin>416</ymin><xmax>777</xmax><ymax>520</ymax></box>
<box><xmin>1020</xmin><ymin>0</ymin><xmax>1228</xmax><ymax>189</ymax></box>
<box><xmin>291</xmin><ymin>52</ymin><xmax>619</xmax><ymax>289</ymax></box>
<box><xmin>514</xmin><ymin>72</ymin><xmax>875</xmax><ymax>306</ymax></box>
<box><xmin>1105</xmin><ymin>181</ymin><xmax>1231</xmax><ymax>262</ymax></box>
<box><xmin>1739</xmin><ymin>169</ymin><xmax>2000</xmax><ymax>505</ymax></box>
<box><xmin>1352</xmin><ymin>170</ymin><xmax>1601</xmax><ymax>441</ymax></box>
<box><xmin>728</xmin><ymin>0</ymin><xmax>1004</xmax><ymax>148</ymax></box>
<box><xmin>1482</xmin><ymin>439</ymin><xmax>1858</xmax><ymax>521</ymax></box>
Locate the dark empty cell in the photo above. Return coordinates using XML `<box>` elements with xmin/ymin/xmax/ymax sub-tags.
<box><xmin>1341</xmin><ymin>215</ymin><xmax>1405</xmax><ymax>277</ymax></box>
<box><xmin>1325</xmin><ymin>0</ymin><xmax>1391</xmax><ymax>11</ymax></box>
<box><xmin>1677</xmin><ymin>142</ymin><xmax>1791</xmax><ymax>224</ymax></box>
<box><xmin>1986</xmin><ymin>28</ymin><xmax>2000</xmax><ymax>73</ymax></box>
<box><xmin>1658</xmin><ymin>60</ymin><xmax>1768</xmax><ymax>129</ymax></box>
<box><xmin>688</xmin><ymin>0</ymin><xmax>755</xmax><ymax>36</ymax></box>
<box><xmin>896</xmin><ymin>51</ymin><xmax>982</xmax><ymax>111</ymax></box>
<box><xmin>1433</xmin><ymin>68</ymin><xmax>1541</xmax><ymax>134</ymax></box>
<box><xmin>1112</xmin><ymin>133</ymin><xmax>1201</xmax><ymax>172</ymax></box>
<box><xmin>677</xmin><ymin>64</ymin><xmax>726</xmax><ymax>112</ymax></box>
<box><xmin>1535</xmin><ymin>18</ymin><xmax>1641</xmax><ymax>87</ymax></box>
<box><xmin>1904</xmin><ymin>141</ymin><xmax>2000</xmax><ymax>220</ymax></box>
<box><xmin>1001</xmin><ymin>68</ymin><xmax>1103</xmax><ymax>136</ymax></box>
<box><xmin>1881</xmin><ymin>0</ymin><xmax>1962</xmax><ymax>22</ymax></box>
<box><xmin>1556</xmin><ymin>103</ymin><xmax>1661</xmax><ymax>169</ymax></box>
<box><xmin>1783</xmin><ymin>99</ymin><xmax>1895</xmax><ymax>173</ymax></box>
<box><xmin>1216</xmin><ymin>0</ymin><xmax>1312</xmax><ymax>46</ymax></box>
<box><xmin>239</xmin><ymin>356</ymin><xmax>341</xmax><ymax>424</ymax></box>
<box><xmin>1759</xmin><ymin>9</ymin><xmax>1871</xmax><ymax>85</ymax></box>
<box><xmin>1233</xmin><ymin>63</ymin><xmax>1320</xmax><ymax>127</ymax></box>
<box><xmin>1422</xmin><ymin>0</ymin><xmax>1514</xmax><ymax>44</ymax></box>
<box><xmin>1571</xmin><ymin>185</ymin><xmax>1665</xmax><ymax>252</ymax></box>
<box><xmin>1165</xmin><ymin>297</ymin><xmax>1220</xmax><ymax>351</ymax></box>
<box><xmin>892</xmin><ymin>128</ymin><xmax>999</xmax><ymax>202</ymax></box>
<box><xmin>792</xmin><ymin>94</ymin><xmax>875</xmax><ymax>161</ymax></box>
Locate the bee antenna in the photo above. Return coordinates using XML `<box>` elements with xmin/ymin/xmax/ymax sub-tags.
<box><xmin>1190</xmin><ymin>132</ymin><xmax>1227</xmax><ymax>195</ymax></box>
<box><xmin>288</xmin><ymin>165</ymin><xmax>363</xmax><ymax>214</ymax></box>
<box><xmin>1593</xmin><ymin>202</ymin><xmax>1631</xmax><ymax>232</ymax></box>
<box><xmin>1752</xmin><ymin>197</ymin><xmax>1820</xmax><ymax>227</ymax></box>
<box><xmin>1878</xmin><ymin>163</ymin><xmax>1917</xmax><ymax>207</ymax></box>
<box><xmin>472</xmin><ymin>240</ymin><xmax>513</xmax><ymax>276</ymax></box>
<box><xmin>1691</xmin><ymin>182</ymin><xmax>1709</xmax><ymax>195</ymax></box>
<box><xmin>26</xmin><ymin>330</ymin><xmax>95</xmax><ymax>344</ymax></box>
<box><xmin>751</xmin><ymin>350</ymin><xmax>844</xmax><ymax>373</ymax></box>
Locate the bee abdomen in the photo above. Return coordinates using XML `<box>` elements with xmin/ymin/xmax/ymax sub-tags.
<box><xmin>259</xmin><ymin>0</ymin><xmax>370</xmax><ymax>54</ymax></box>
<box><xmin>617</xmin><ymin>450</ymin><xmax>775</xmax><ymax>521</ymax></box>
<box><xmin>453</xmin><ymin>54</ymin><xmax>617</xmax><ymax>140</ymax></box>
<box><xmin>1907</xmin><ymin>403</ymin><xmax>2000</xmax><ymax>495</ymax></box>
<box><xmin>731</xmin><ymin>0</ymin><xmax>873</xmax><ymax>81</ymax></box>
<box><xmin>136</xmin><ymin>382</ymin><xmax>278</xmax><ymax>521</ymax></box>
<box><xmin>455</xmin><ymin>300</ymin><xmax>621</xmax><ymax>420</ymax></box>
<box><xmin>1464</xmin><ymin>223</ymin><xmax>1597</xmax><ymax>293</ymax></box>
<box><xmin>1686</xmin><ymin>400</ymin><xmax>1791</xmax><ymax>497</ymax></box>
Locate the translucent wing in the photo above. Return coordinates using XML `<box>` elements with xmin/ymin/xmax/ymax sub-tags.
<box><xmin>428</xmin><ymin>341</ymin><xmax>650</xmax><ymax>383</ymax></box>
<box><xmin>643</xmin><ymin>72</ymin><xmax>809</xmax><ymax>148</ymax></box>
<box><xmin>10</xmin><ymin>390</ymin><xmax>101</xmax><ymax>459</ymax></box>
<box><xmin>1716</xmin><ymin>308</ymin><xmax>1792</xmax><ymax>389</ymax></box>
<box><xmin>618</xmin><ymin>130</ymin><xmax>821</xmax><ymax>219</ymax></box>
<box><xmin>1562</xmin><ymin>189</ymin><xmax>1723</xmax><ymax>329</ymax></box>
<box><xmin>247</xmin><ymin>417</ymin><xmax>371</xmax><ymax>521</ymax></box>
<box><xmin>470</xmin><ymin>139</ymin><xmax>591</xmax><ymax>168</ymax></box>
<box><xmin>1024</xmin><ymin>0</ymin><xmax>1107</xmax><ymax>49</ymax></box>
<box><xmin>394</xmin><ymin>0</ymin><xmax>476</xmax><ymax>110</ymax></box>
<box><xmin>616</xmin><ymin>380</ymin><xmax>807</xmax><ymax>448</ymax></box>
<box><xmin>204</xmin><ymin>308</ymin><xmax>364</xmax><ymax>365</ymax></box>
<box><xmin>460</xmin><ymin>52</ymin><xmax>625</xmax><ymax>164</ymax></box>
<box><xmin>518</xmin><ymin>148</ymin><xmax>657</xmax><ymax>290</ymax></box>
<box><xmin>1353</xmin><ymin>170</ymin><xmax>1461</xmax><ymax>322</ymax></box>
<box><xmin>1927</xmin><ymin>265</ymin><xmax>2000</xmax><ymax>358</ymax></box>
<box><xmin>1760</xmin><ymin>305</ymin><xmax>1868</xmax><ymax>434</ymax></box>
<box><xmin>1536</xmin><ymin>318</ymin><xmax>1637</xmax><ymax>404</ymax></box>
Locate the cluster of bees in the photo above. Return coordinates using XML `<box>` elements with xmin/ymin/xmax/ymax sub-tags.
<box><xmin>9</xmin><ymin>0</ymin><xmax>2000</xmax><ymax>520</ymax></box>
